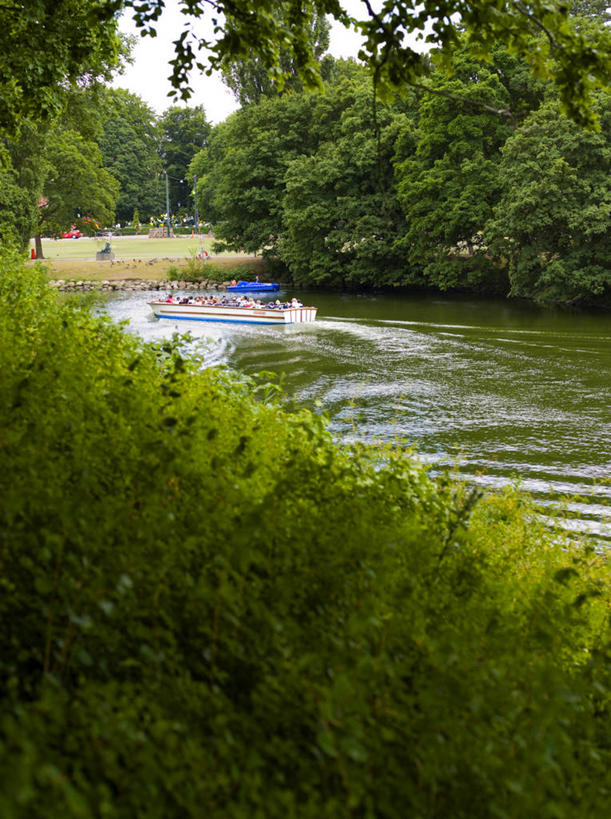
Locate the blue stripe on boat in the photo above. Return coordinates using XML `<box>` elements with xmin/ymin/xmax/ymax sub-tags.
<box><xmin>154</xmin><ymin>313</ymin><xmax>285</xmax><ymax>324</ymax></box>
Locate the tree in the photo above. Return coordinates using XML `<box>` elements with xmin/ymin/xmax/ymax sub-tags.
<box><xmin>0</xmin><ymin>4</ymin><xmax>126</xmax><ymax>248</ymax></box>
<box><xmin>0</xmin><ymin>122</ymin><xmax>47</xmax><ymax>249</ymax></box>
<box><xmin>123</xmin><ymin>1</ymin><xmax>610</xmax><ymax>128</ymax></box>
<box><xmin>280</xmin><ymin>72</ymin><xmax>413</xmax><ymax>286</ymax></box>
<box><xmin>1</xmin><ymin>2</ymin><xmax>608</xmax><ymax>139</ymax></box>
<box><xmin>159</xmin><ymin>105</ymin><xmax>211</xmax><ymax>216</ymax></box>
<box><xmin>393</xmin><ymin>44</ymin><xmax>536</xmax><ymax>292</ymax></box>
<box><xmin>220</xmin><ymin>9</ymin><xmax>332</xmax><ymax>106</ymax></box>
<box><xmin>0</xmin><ymin>0</ymin><xmax>120</xmax><ymax>135</ymax></box>
<box><xmin>201</xmin><ymin>93</ymin><xmax>325</xmax><ymax>255</ymax></box>
<box><xmin>486</xmin><ymin>95</ymin><xmax>611</xmax><ymax>303</ymax></box>
<box><xmin>34</xmin><ymin>129</ymin><xmax>120</xmax><ymax>258</ymax></box>
<box><xmin>98</xmin><ymin>89</ymin><xmax>164</xmax><ymax>223</ymax></box>
<box><xmin>569</xmin><ymin>0</ymin><xmax>611</xmax><ymax>22</ymax></box>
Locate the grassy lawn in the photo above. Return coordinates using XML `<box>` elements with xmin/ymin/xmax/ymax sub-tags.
<box><xmin>29</xmin><ymin>235</ymin><xmax>266</xmax><ymax>282</ymax></box>
<box><xmin>31</xmin><ymin>235</ymin><xmax>223</xmax><ymax>260</ymax></box>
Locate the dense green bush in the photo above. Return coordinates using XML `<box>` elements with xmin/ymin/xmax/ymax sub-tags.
<box><xmin>168</xmin><ymin>254</ymin><xmax>265</xmax><ymax>283</ymax></box>
<box><xmin>112</xmin><ymin>226</ymin><xmax>150</xmax><ymax>236</ymax></box>
<box><xmin>0</xmin><ymin>249</ymin><xmax>609</xmax><ymax>817</ymax></box>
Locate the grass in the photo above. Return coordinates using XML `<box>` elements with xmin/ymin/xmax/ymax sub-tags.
<box><xmin>31</xmin><ymin>235</ymin><xmax>221</xmax><ymax>260</ymax></box>
<box><xmin>29</xmin><ymin>235</ymin><xmax>266</xmax><ymax>282</ymax></box>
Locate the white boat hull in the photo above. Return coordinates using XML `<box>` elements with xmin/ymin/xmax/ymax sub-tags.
<box><xmin>148</xmin><ymin>301</ymin><xmax>317</xmax><ymax>325</ymax></box>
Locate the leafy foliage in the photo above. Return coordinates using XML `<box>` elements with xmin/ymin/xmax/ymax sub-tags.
<box><xmin>394</xmin><ymin>51</ymin><xmax>516</xmax><ymax>291</ymax></box>
<box><xmin>123</xmin><ymin>1</ymin><xmax>610</xmax><ymax>127</ymax></box>
<box><xmin>281</xmin><ymin>75</ymin><xmax>412</xmax><ymax>286</ymax></box>
<box><xmin>159</xmin><ymin>105</ymin><xmax>211</xmax><ymax>215</ymax></box>
<box><xmin>200</xmin><ymin>92</ymin><xmax>326</xmax><ymax>256</ymax></box>
<box><xmin>200</xmin><ymin>32</ymin><xmax>608</xmax><ymax>304</ymax></box>
<box><xmin>0</xmin><ymin>122</ymin><xmax>46</xmax><ymax>248</ymax></box>
<box><xmin>37</xmin><ymin>128</ymin><xmax>120</xmax><ymax>240</ymax></box>
<box><xmin>487</xmin><ymin>94</ymin><xmax>611</xmax><ymax>302</ymax></box>
<box><xmin>220</xmin><ymin>8</ymin><xmax>333</xmax><ymax>106</ymax></box>
<box><xmin>98</xmin><ymin>89</ymin><xmax>164</xmax><ymax>223</ymax></box>
<box><xmin>0</xmin><ymin>0</ymin><xmax>120</xmax><ymax>134</ymax></box>
<box><xmin>0</xmin><ymin>251</ymin><xmax>610</xmax><ymax>816</ymax></box>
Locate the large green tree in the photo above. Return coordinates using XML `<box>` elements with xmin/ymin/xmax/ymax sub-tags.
<box><xmin>98</xmin><ymin>89</ymin><xmax>163</xmax><ymax>223</ymax></box>
<box><xmin>280</xmin><ymin>71</ymin><xmax>413</xmax><ymax>286</ymax></box>
<box><xmin>0</xmin><ymin>3</ymin><xmax>125</xmax><ymax>249</ymax></box>
<box><xmin>201</xmin><ymin>92</ymin><xmax>327</xmax><ymax>255</ymax></box>
<box><xmin>1</xmin><ymin>85</ymin><xmax>122</xmax><ymax>255</ymax></box>
<box><xmin>123</xmin><ymin>1</ymin><xmax>609</xmax><ymax>127</ymax></box>
<box><xmin>34</xmin><ymin>129</ymin><xmax>120</xmax><ymax>258</ymax></box>
<box><xmin>0</xmin><ymin>122</ymin><xmax>47</xmax><ymax>248</ymax></box>
<box><xmin>220</xmin><ymin>9</ymin><xmax>333</xmax><ymax>106</ymax></box>
<box><xmin>486</xmin><ymin>95</ymin><xmax>611</xmax><ymax>303</ymax></box>
<box><xmin>393</xmin><ymin>46</ymin><xmax>529</xmax><ymax>292</ymax></box>
<box><xmin>0</xmin><ymin>0</ymin><xmax>120</xmax><ymax>134</ymax></box>
<box><xmin>159</xmin><ymin>105</ymin><xmax>211</xmax><ymax>217</ymax></box>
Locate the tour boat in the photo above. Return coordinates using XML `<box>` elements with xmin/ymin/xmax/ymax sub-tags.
<box><xmin>227</xmin><ymin>280</ymin><xmax>280</xmax><ymax>292</ymax></box>
<box><xmin>148</xmin><ymin>300</ymin><xmax>317</xmax><ymax>325</ymax></box>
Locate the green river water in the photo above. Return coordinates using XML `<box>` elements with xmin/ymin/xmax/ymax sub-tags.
<box><xmin>105</xmin><ymin>289</ymin><xmax>610</xmax><ymax>541</ymax></box>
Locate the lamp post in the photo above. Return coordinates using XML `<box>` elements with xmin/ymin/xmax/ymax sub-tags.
<box><xmin>165</xmin><ymin>172</ymin><xmax>170</xmax><ymax>237</ymax></box>
<box><xmin>164</xmin><ymin>172</ymin><xmax>185</xmax><ymax>237</ymax></box>
<box><xmin>193</xmin><ymin>175</ymin><xmax>199</xmax><ymax>238</ymax></box>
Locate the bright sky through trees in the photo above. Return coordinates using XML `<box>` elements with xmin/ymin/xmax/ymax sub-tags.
<box><xmin>113</xmin><ymin>0</ymin><xmax>374</xmax><ymax>122</ymax></box>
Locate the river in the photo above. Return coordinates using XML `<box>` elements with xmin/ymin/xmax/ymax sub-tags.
<box><xmin>102</xmin><ymin>288</ymin><xmax>610</xmax><ymax>542</ymax></box>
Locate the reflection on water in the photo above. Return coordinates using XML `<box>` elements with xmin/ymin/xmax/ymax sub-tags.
<box><xmin>103</xmin><ymin>289</ymin><xmax>611</xmax><ymax>541</ymax></box>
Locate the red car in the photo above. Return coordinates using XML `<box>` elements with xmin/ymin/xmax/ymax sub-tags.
<box><xmin>62</xmin><ymin>228</ymin><xmax>82</xmax><ymax>239</ymax></box>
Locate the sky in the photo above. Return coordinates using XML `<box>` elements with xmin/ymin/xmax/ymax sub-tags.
<box><xmin>112</xmin><ymin>1</ymin><xmax>372</xmax><ymax>124</ymax></box>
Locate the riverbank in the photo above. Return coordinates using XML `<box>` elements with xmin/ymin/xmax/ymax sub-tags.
<box><xmin>48</xmin><ymin>278</ymin><xmax>232</xmax><ymax>292</ymax></box>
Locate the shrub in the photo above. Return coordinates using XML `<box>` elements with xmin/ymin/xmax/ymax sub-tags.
<box><xmin>167</xmin><ymin>252</ymin><xmax>264</xmax><ymax>284</ymax></box>
<box><xmin>166</xmin><ymin>250</ymin><xmax>209</xmax><ymax>282</ymax></box>
<box><xmin>0</xmin><ymin>252</ymin><xmax>609</xmax><ymax>817</ymax></box>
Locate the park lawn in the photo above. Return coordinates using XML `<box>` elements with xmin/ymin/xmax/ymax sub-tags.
<box><xmin>30</xmin><ymin>235</ymin><xmax>219</xmax><ymax>260</ymax></box>
<box><xmin>28</xmin><ymin>235</ymin><xmax>264</xmax><ymax>281</ymax></box>
<box><xmin>31</xmin><ymin>256</ymin><xmax>267</xmax><ymax>283</ymax></box>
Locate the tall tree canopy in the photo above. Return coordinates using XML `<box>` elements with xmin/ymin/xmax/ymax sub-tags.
<box><xmin>487</xmin><ymin>94</ymin><xmax>611</xmax><ymax>302</ymax></box>
<box><xmin>281</xmin><ymin>69</ymin><xmax>413</xmax><ymax>286</ymax></box>
<box><xmin>1</xmin><ymin>1</ymin><xmax>608</xmax><ymax>140</ymax></box>
<box><xmin>200</xmin><ymin>93</ymin><xmax>321</xmax><ymax>255</ymax></box>
<box><xmin>221</xmin><ymin>8</ymin><xmax>332</xmax><ymax>106</ymax></box>
<box><xmin>1</xmin><ymin>87</ymin><xmax>121</xmax><ymax>253</ymax></box>
<box><xmin>123</xmin><ymin>0</ymin><xmax>610</xmax><ymax>127</ymax></box>
<box><xmin>0</xmin><ymin>2</ymin><xmax>124</xmax><ymax>247</ymax></box>
<box><xmin>159</xmin><ymin>105</ymin><xmax>211</xmax><ymax>216</ymax></box>
<box><xmin>0</xmin><ymin>0</ymin><xmax>121</xmax><ymax>134</ymax></box>
<box><xmin>99</xmin><ymin>89</ymin><xmax>164</xmax><ymax>223</ymax></box>
<box><xmin>35</xmin><ymin>129</ymin><xmax>120</xmax><ymax>255</ymax></box>
<box><xmin>392</xmin><ymin>40</ymin><xmax>541</xmax><ymax>292</ymax></box>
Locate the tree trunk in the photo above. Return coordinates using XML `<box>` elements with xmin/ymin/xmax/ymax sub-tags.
<box><xmin>34</xmin><ymin>233</ymin><xmax>44</xmax><ymax>260</ymax></box>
